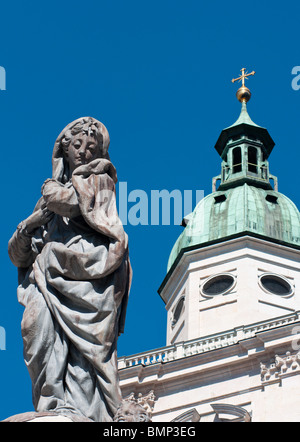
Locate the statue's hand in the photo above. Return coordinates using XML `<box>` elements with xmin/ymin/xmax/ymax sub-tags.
<box><xmin>42</xmin><ymin>179</ymin><xmax>81</xmax><ymax>218</ymax></box>
<box><xmin>24</xmin><ymin>201</ymin><xmax>54</xmax><ymax>233</ymax></box>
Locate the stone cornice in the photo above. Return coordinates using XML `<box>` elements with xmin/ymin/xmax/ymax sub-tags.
<box><xmin>118</xmin><ymin>311</ymin><xmax>300</xmax><ymax>371</ymax></box>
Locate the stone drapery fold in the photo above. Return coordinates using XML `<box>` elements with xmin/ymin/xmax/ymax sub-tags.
<box><xmin>8</xmin><ymin>154</ymin><xmax>131</xmax><ymax>422</ymax></box>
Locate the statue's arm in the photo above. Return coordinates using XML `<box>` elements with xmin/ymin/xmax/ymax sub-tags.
<box><xmin>8</xmin><ymin>202</ymin><xmax>53</xmax><ymax>268</ymax></box>
<box><xmin>42</xmin><ymin>179</ymin><xmax>81</xmax><ymax>218</ymax></box>
<box><xmin>8</xmin><ymin>223</ymin><xmax>35</xmax><ymax>268</ymax></box>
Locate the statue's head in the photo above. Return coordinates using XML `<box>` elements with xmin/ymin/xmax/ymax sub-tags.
<box><xmin>113</xmin><ymin>400</ymin><xmax>151</xmax><ymax>422</ymax></box>
<box><xmin>52</xmin><ymin>117</ymin><xmax>110</xmax><ymax>182</ymax></box>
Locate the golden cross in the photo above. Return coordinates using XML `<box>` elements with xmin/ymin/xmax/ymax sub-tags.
<box><xmin>231</xmin><ymin>68</ymin><xmax>255</xmax><ymax>87</ymax></box>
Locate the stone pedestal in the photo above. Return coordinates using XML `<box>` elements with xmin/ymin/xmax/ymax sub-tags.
<box><xmin>2</xmin><ymin>411</ymin><xmax>93</xmax><ymax>422</ymax></box>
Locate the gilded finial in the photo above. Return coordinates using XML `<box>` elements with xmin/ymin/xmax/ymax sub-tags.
<box><xmin>232</xmin><ymin>68</ymin><xmax>255</xmax><ymax>103</ymax></box>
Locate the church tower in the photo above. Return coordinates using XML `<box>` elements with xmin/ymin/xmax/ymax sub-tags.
<box><xmin>118</xmin><ymin>70</ymin><xmax>300</xmax><ymax>422</ymax></box>
<box><xmin>160</xmin><ymin>69</ymin><xmax>300</xmax><ymax>345</ymax></box>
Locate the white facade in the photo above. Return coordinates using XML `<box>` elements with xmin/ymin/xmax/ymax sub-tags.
<box><xmin>117</xmin><ymin>95</ymin><xmax>300</xmax><ymax>422</ymax></box>
<box><xmin>161</xmin><ymin>236</ymin><xmax>300</xmax><ymax>344</ymax></box>
<box><xmin>118</xmin><ymin>236</ymin><xmax>300</xmax><ymax>422</ymax></box>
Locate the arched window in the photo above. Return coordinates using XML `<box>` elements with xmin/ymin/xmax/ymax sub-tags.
<box><xmin>248</xmin><ymin>146</ymin><xmax>258</xmax><ymax>173</ymax></box>
<box><xmin>232</xmin><ymin>147</ymin><xmax>242</xmax><ymax>173</ymax></box>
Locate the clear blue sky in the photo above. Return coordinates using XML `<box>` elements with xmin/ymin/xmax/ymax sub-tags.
<box><xmin>0</xmin><ymin>0</ymin><xmax>299</xmax><ymax>419</ymax></box>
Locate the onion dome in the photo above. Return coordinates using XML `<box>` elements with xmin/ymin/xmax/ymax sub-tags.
<box><xmin>166</xmin><ymin>69</ymin><xmax>300</xmax><ymax>273</ymax></box>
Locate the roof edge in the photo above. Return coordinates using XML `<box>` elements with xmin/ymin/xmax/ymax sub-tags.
<box><xmin>158</xmin><ymin>231</ymin><xmax>300</xmax><ymax>298</ymax></box>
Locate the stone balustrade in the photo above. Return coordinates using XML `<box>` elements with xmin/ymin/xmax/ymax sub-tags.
<box><xmin>118</xmin><ymin>312</ymin><xmax>300</xmax><ymax>370</ymax></box>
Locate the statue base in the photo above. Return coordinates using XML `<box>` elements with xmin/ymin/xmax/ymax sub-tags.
<box><xmin>2</xmin><ymin>411</ymin><xmax>93</xmax><ymax>422</ymax></box>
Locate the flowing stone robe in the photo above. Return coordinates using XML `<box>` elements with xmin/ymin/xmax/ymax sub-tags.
<box><xmin>8</xmin><ymin>126</ymin><xmax>131</xmax><ymax>422</ymax></box>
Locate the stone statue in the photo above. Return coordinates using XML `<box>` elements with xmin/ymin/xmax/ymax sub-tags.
<box><xmin>113</xmin><ymin>401</ymin><xmax>151</xmax><ymax>422</ymax></box>
<box><xmin>113</xmin><ymin>391</ymin><xmax>155</xmax><ymax>422</ymax></box>
<box><xmin>8</xmin><ymin>117</ymin><xmax>132</xmax><ymax>422</ymax></box>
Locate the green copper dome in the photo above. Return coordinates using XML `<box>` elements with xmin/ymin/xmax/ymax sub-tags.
<box><xmin>166</xmin><ymin>101</ymin><xmax>300</xmax><ymax>273</ymax></box>
<box><xmin>167</xmin><ymin>184</ymin><xmax>300</xmax><ymax>271</ymax></box>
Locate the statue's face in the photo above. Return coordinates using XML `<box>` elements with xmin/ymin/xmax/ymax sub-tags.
<box><xmin>67</xmin><ymin>132</ymin><xmax>101</xmax><ymax>173</ymax></box>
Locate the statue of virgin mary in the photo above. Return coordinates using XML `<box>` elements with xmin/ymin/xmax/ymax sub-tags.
<box><xmin>8</xmin><ymin>117</ymin><xmax>131</xmax><ymax>422</ymax></box>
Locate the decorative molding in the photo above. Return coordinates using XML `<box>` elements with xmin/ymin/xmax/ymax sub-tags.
<box><xmin>260</xmin><ymin>350</ymin><xmax>300</xmax><ymax>383</ymax></box>
<box><xmin>211</xmin><ymin>403</ymin><xmax>252</xmax><ymax>422</ymax></box>
<box><xmin>124</xmin><ymin>390</ymin><xmax>156</xmax><ymax>417</ymax></box>
<box><xmin>171</xmin><ymin>408</ymin><xmax>200</xmax><ymax>422</ymax></box>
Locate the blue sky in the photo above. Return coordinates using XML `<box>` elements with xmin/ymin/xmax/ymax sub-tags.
<box><xmin>0</xmin><ymin>0</ymin><xmax>300</xmax><ymax>419</ymax></box>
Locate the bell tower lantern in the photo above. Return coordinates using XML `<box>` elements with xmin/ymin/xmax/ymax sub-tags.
<box><xmin>213</xmin><ymin>69</ymin><xmax>276</xmax><ymax>192</ymax></box>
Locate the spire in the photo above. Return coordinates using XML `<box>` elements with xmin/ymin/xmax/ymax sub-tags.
<box><xmin>212</xmin><ymin>68</ymin><xmax>277</xmax><ymax>191</ymax></box>
<box><xmin>229</xmin><ymin>67</ymin><xmax>259</xmax><ymax>128</ymax></box>
<box><xmin>214</xmin><ymin>68</ymin><xmax>274</xmax><ymax>160</ymax></box>
<box><xmin>228</xmin><ymin>101</ymin><xmax>259</xmax><ymax>129</ymax></box>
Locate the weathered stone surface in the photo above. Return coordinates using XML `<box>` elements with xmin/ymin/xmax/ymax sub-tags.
<box><xmin>3</xmin><ymin>411</ymin><xmax>93</xmax><ymax>422</ymax></box>
<box><xmin>8</xmin><ymin>117</ymin><xmax>131</xmax><ymax>422</ymax></box>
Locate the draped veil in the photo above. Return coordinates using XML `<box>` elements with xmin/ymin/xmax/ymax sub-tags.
<box><xmin>8</xmin><ymin>117</ymin><xmax>131</xmax><ymax>422</ymax></box>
